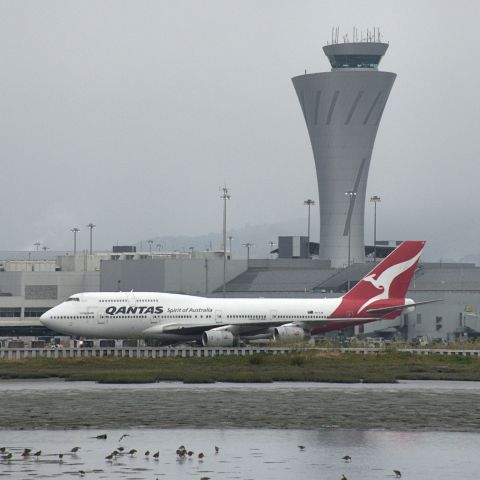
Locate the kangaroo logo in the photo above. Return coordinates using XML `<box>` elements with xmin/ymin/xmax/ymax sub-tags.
<box><xmin>357</xmin><ymin>251</ymin><xmax>422</xmax><ymax>313</ymax></box>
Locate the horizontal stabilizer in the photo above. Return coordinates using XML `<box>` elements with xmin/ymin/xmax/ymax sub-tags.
<box><xmin>366</xmin><ymin>299</ymin><xmax>441</xmax><ymax>315</ymax></box>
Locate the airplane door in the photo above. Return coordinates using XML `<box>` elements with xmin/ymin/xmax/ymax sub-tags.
<box><xmin>215</xmin><ymin>310</ymin><xmax>223</xmax><ymax>324</ymax></box>
<box><xmin>270</xmin><ymin>310</ymin><xmax>278</xmax><ymax>321</ymax></box>
<box><xmin>128</xmin><ymin>292</ymin><xmax>136</xmax><ymax>307</ymax></box>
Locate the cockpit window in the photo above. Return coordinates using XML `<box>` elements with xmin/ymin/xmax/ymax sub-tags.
<box><xmin>66</xmin><ymin>297</ymin><xmax>80</xmax><ymax>302</ymax></box>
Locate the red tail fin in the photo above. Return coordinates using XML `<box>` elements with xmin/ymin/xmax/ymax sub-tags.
<box><xmin>338</xmin><ymin>241</ymin><xmax>425</xmax><ymax>316</ymax></box>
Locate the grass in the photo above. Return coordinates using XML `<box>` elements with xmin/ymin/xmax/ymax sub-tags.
<box><xmin>1</xmin><ymin>351</ymin><xmax>480</xmax><ymax>383</ymax></box>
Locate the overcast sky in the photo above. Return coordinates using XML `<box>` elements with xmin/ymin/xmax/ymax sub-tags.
<box><xmin>0</xmin><ymin>0</ymin><xmax>479</xmax><ymax>261</ymax></box>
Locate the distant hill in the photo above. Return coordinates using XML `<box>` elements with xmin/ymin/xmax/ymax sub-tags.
<box><xmin>134</xmin><ymin>218</ymin><xmax>308</xmax><ymax>259</ymax></box>
<box><xmin>133</xmin><ymin>219</ymin><xmax>480</xmax><ymax>265</ymax></box>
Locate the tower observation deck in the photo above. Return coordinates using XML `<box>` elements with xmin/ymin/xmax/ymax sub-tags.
<box><xmin>292</xmin><ymin>37</ymin><xmax>395</xmax><ymax>267</ymax></box>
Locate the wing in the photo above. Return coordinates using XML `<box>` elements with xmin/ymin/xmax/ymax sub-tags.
<box><xmin>143</xmin><ymin>321</ymin><xmax>289</xmax><ymax>338</ymax></box>
<box><xmin>143</xmin><ymin>316</ymin><xmax>378</xmax><ymax>338</ymax></box>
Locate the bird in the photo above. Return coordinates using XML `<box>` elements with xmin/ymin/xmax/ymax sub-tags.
<box><xmin>0</xmin><ymin>447</ymin><xmax>5</xmax><ymax>453</ymax></box>
<box><xmin>79</xmin><ymin>470</ymin><xmax>86</xmax><ymax>477</ymax></box>
<box><xmin>342</xmin><ymin>455</ymin><xmax>352</xmax><ymax>462</ymax></box>
<box><xmin>2</xmin><ymin>453</ymin><xmax>12</xmax><ymax>461</ymax></box>
<box><xmin>145</xmin><ymin>450</ymin><xmax>150</xmax><ymax>457</ymax></box>
<box><xmin>105</xmin><ymin>453</ymin><xmax>114</xmax><ymax>461</ymax></box>
<box><xmin>34</xmin><ymin>450</ymin><xmax>41</xmax><ymax>459</ymax></box>
<box><xmin>298</xmin><ymin>445</ymin><xmax>306</xmax><ymax>451</ymax></box>
<box><xmin>341</xmin><ymin>475</ymin><xmax>348</xmax><ymax>480</ymax></box>
<box><xmin>153</xmin><ymin>451</ymin><xmax>159</xmax><ymax>460</ymax></box>
<box><xmin>119</xmin><ymin>434</ymin><xmax>130</xmax><ymax>442</ymax></box>
<box><xmin>21</xmin><ymin>448</ymin><xmax>31</xmax><ymax>457</ymax></box>
<box><xmin>128</xmin><ymin>449</ymin><xmax>137</xmax><ymax>456</ymax></box>
<box><xmin>58</xmin><ymin>453</ymin><xmax>64</xmax><ymax>462</ymax></box>
<box><xmin>198</xmin><ymin>452</ymin><xmax>205</xmax><ymax>459</ymax></box>
<box><xmin>215</xmin><ymin>445</ymin><xmax>219</xmax><ymax>454</ymax></box>
<box><xmin>71</xmin><ymin>446</ymin><xmax>81</xmax><ymax>453</ymax></box>
<box><xmin>393</xmin><ymin>470</ymin><xmax>402</xmax><ymax>478</ymax></box>
<box><xmin>187</xmin><ymin>450</ymin><xmax>194</xmax><ymax>457</ymax></box>
<box><xmin>94</xmin><ymin>434</ymin><xmax>107</xmax><ymax>440</ymax></box>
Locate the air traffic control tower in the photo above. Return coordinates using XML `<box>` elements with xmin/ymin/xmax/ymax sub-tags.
<box><xmin>292</xmin><ymin>38</ymin><xmax>396</xmax><ymax>267</ymax></box>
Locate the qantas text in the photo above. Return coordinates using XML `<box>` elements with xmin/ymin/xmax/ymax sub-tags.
<box><xmin>105</xmin><ymin>306</ymin><xmax>164</xmax><ymax>315</ymax></box>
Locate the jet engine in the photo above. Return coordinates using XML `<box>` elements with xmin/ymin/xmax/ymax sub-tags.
<box><xmin>273</xmin><ymin>326</ymin><xmax>305</xmax><ymax>342</ymax></box>
<box><xmin>202</xmin><ymin>330</ymin><xmax>235</xmax><ymax>347</ymax></box>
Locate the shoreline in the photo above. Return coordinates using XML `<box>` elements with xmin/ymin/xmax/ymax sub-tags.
<box><xmin>2</xmin><ymin>351</ymin><xmax>480</xmax><ymax>384</ymax></box>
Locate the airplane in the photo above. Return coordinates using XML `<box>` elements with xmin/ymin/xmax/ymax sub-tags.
<box><xmin>40</xmin><ymin>240</ymin><xmax>435</xmax><ymax>346</ymax></box>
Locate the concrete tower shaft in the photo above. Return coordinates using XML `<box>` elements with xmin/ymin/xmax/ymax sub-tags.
<box><xmin>292</xmin><ymin>42</ymin><xmax>395</xmax><ymax>267</ymax></box>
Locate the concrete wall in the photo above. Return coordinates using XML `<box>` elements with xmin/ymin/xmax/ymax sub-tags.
<box><xmin>0</xmin><ymin>271</ymin><xmax>100</xmax><ymax>326</ymax></box>
<box><xmin>402</xmin><ymin>290</ymin><xmax>480</xmax><ymax>341</ymax></box>
<box><xmin>100</xmin><ymin>258</ymin><xmax>247</xmax><ymax>295</ymax></box>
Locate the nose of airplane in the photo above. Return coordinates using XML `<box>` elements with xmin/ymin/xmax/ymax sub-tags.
<box><xmin>40</xmin><ymin>309</ymin><xmax>53</xmax><ymax>329</ymax></box>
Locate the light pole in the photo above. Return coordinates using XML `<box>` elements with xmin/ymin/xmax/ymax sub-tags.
<box><xmin>87</xmin><ymin>223</ymin><xmax>95</xmax><ymax>255</ymax></box>
<box><xmin>71</xmin><ymin>228</ymin><xmax>80</xmax><ymax>255</ymax></box>
<box><xmin>242</xmin><ymin>242</ymin><xmax>254</xmax><ymax>266</ymax></box>
<box><xmin>370</xmin><ymin>195</ymin><xmax>381</xmax><ymax>262</ymax></box>
<box><xmin>220</xmin><ymin>186</ymin><xmax>231</xmax><ymax>297</ymax></box>
<box><xmin>304</xmin><ymin>199</ymin><xmax>315</xmax><ymax>255</ymax></box>
<box><xmin>33</xmin><ymin>242</ymin><xmax>40</xmax><ymax>251</ymax></box>
<box><xmin>344</xmin><ymin>190</ymin><xmax>357</xmax><ymax>267</ymax></box>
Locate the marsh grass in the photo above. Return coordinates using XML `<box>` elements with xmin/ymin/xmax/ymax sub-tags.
<box><xmin>1</xmin><ymin>351</ymin><xmax>480</xmax><ymax>383</ymax></box>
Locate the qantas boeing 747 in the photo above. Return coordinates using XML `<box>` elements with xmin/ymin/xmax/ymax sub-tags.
<box><xmin>40</xmin><ymin>241</ymin><xmax>435</xmax><ymax>346</ymax></box>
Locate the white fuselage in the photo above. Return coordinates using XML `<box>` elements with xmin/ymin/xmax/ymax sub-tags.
<box><xmin>40</xmin><ymin>291</ymin><xmax>343</xmax><ymax>340</ymax></box>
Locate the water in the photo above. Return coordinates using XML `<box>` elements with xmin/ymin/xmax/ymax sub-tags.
<box><xmin>1</xmin><ymin>379</ymin><xmax>480</xmax><ymax>430</ymax></box>
<box><xmin>1</xmin><ymin>380</ymin><xmax>480</xmax><ymax>478</ymax></box>
<box><xmin>0</xmin><ymin>428</ymin><xmax>479</xmax><ymax>479</ymax></box>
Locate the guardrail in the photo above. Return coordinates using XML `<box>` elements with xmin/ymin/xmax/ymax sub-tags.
<box><xmin>1</xmin><ymin>346</ymin><xmax>480</xmax><ymax>360</ymax></box>
<box><xmin>0</xmin><ymin>346</ymin><xmax>296</xmax><ymax>360</ymax></box>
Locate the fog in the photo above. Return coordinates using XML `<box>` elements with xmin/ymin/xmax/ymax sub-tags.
<box><xmin>0</xmin><ymin>0</ymin><xmax>478</xmax><ymax>261</ymax></box>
